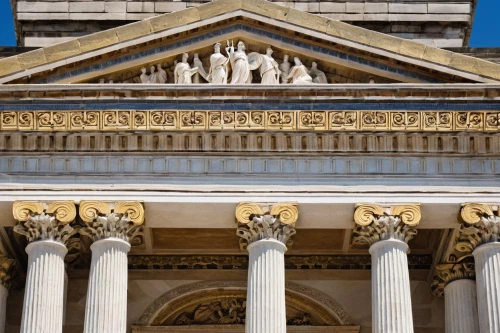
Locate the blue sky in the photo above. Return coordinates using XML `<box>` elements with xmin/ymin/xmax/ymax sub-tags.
<box><xmin>0</xmin><ymin>0</ymin><xmax>499</xmax><ymax>47</ymax></box>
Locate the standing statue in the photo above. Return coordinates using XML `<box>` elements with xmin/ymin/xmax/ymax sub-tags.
<box><xmin>207</xmin><ymin>42</ymin><xmax>229</xmax><ymax>84</ymax></box>
<box><xmin>254</xmin><ymin>46</ymin><xmax>280</xmax><ymax>85</ymax></box>
<box><xmin>148</xmin><ymin>65</ymin><xmax>158</xmax><ymax>84</ymax></box>
<box><xmin>279</xmin><ymin>54</ymin><xmax>291</xmax><ymax>84</ymax></box>
<box><xmin>174</xmin><ymin>53</ymin><xmax>199</xmax><ymax>84</ymax></box>
<box><xmin>309</xmin><ymin>62</ymin><xmax>328</xmax><ymax>84</ymax></box>
<box><xmin>140</xmin><ymin>67</ymin><xmax>150</xmax><ymax>83</ymax></box>
<box><xmin>226</xmin><ymin>40</ymin><xmax>252</xmax><ymax>84</ymax></box>
<box><xmin>150</xmin><ymin>64</ymin><xmax>167</xmax><ymax>84</ymax></box>
<box><xmin>287</xmin><ymin>57</ymin><xmax>313</xmax><ymax>84</ymax></box>
<box><xmin>192</xmin><ymin>53</ymin><xmax>208</xmax><ymax>83</ymax></box>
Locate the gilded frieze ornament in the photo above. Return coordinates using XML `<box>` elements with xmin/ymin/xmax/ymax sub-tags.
<box><xmin>79</xmin><ymin>201</ymin><xmax>145</xmax><ymax>243</ymax></box>
<box><xmin>235</xmin><ymin>202</ymin><xmax>298</xmax><ymax>250</ymax></box>
<box><xmin>13</xmin><ymin>201</ymin><xmax>77</xmax><ymax>244</ymax></box>
<box><xmin>456</xmin><ymin>203</ymin><xmax>500</xmax><ymax>250</ymax></box>
<box><xmin>431</xmin><ymin>259</ymin><xmax>475</xmax><ymax>297</ymax></box>
<box><xmin>352</xmin><ymin>204</ymin><xmax>421</xmax><ymax>246</ymax></box>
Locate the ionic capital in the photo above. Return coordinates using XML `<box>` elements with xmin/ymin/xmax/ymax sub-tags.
<box><xmin>458</xmin><ymin>203</ymin><xmax>500</xmax><ymax>249</ymax></box>
<box><xmin>431</xmin><ymin>259</ymin><xmax>475</xmax><ymax>297</ymax></box>
<box><xmin>13</xmin><ymin>201</ymin><xmax>77</xmax><ymax>244</ymax></box>
<box><xmin>352</xmin><ymin>204</ymin><xmax>421</xmax><ymax>246</ymax></box>
<box><xmin>79</xmin><ymin>201</ymin><xmax>145</xmax><ymax>243</ymax></box>
<box><xmin>0</xmin><ymin>255</ymin><xmax>15</xmax><ymax>289</ymax></box>
<box><xmin>235</xmin><ymin>202</ymin><xmax>298</xmax><ymax>251</ymax></box>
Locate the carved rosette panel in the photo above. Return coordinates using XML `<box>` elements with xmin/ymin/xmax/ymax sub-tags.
<box><xmin>431</xmin><ymin>259</ymin><xmax>475</xmax><ymax>297</ymax></box>
<box><xmin>13</xmin><ymin>201</ymin><xmax>77</xmax><ymax>244</ymax></box>
<box><xmin>236</xmin><ymin>202</ymin><xmax>298</xmax><ymax>250</ymax></box>
<box><xmin>79</xmin><ymin>201</ymin><xmax>145</xmax><ymax>243</ymax></box>
<box><xmin>456</xmin><ymin>203</ymin><xmax>500</xmax><ymax>251</ymax></box>
<box><xmin>352</xmin><ymin>204</ymin><xmax>421</xmax><ymax>246</ymax></box>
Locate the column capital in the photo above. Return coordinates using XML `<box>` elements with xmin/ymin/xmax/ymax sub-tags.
<box><xmin>13</xmin><ymin>201</ymin><xmax>77</xmax><ymax>245</ymax></box>
<box><xmin>235</xmin><ymin>202</ymin><xmax>298</xmax><ymax>251</ymax></box>
<box><xmin>431</xmin><ymin>259</ymin><xmax>475</xmax><ymax>297</ymax></box>
<box><xmin>459</xmin><ymin>203</ymin><xmax>500</xmax><ymax>250</ymax></box>
<box><xmin>0</xmin><ymin>256</ymin><xmax>15</xmax><ymax>290</ymax></box>
<box><xmin>352</xmin><ymin>203</ymin><xmax>421</xmax><ymax>246</ymax></box>
<box><xmin>79</xmin><ymin>201</ymin><xmax>145</xmax><ymax>243</ymax></box>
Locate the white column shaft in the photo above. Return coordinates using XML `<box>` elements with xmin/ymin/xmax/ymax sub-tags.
<box><xmin>474</xmin><ymin>242</ymin><xmax>500</xmax><ymax>333</ymax></box>
<box><xmin>370</xmin><ymin>239</ymin><xmax>414</xmax><ymax>333</ymax></box>
<box><xmin>445</xmin><ymin>279</ymin><xmax>479</xmax><ymax>333</ymax></box>
<box><xmin>83</xmin><ymin>238</ymin><xmax>130</xmax><ymax>333</ymax></box>
<box><xmin>20</xmin><ymin>240</ymin><xmax>67</xmax><ymax>333</ymax></box>
<box><xmin>246</xmin><ymin>239</ymin><xmax>287</xmax><ymax>333</ymax></box>
<box><xmin>0</xmin><ymin>285</ymin><xmax>8</xmax><ymax>333</ymax></box>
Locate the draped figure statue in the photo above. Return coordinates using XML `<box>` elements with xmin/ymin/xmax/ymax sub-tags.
<box><xmin>250</xmin><ymin>46</ymin><xmax>280</xmax><ymax>85</ymax></box>
<box><xmin>309</xmin><ymin>62</ymin><xmax>328</xmax><ymax>84</ymax></box>
<box><xmin>279</xmin><ymin>54</ymin><xmax>291</xmax><ymax>84</ymax></box>
<box><xmin>174</xmin><ymin>53</ymin><xmax>199</xmax><ymax>84</ymax></box>
<box><xmin>207</xmin><ymin>42</ymin><xmax>229</xmax><ymax>84</ymax></box>
<box><xmin>226</xmin><ymin>40</ymin><xmax>252</xmax><ymax>84</ymax></box>
<box><xmin>287</xmin><ymin>57</ymin><xmax>313</xmax><ymax>84</ymax></box>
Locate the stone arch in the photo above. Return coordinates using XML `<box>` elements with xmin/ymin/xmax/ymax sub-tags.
<box><xmin>136</xmin><ymin>281</ymin><xmax>354</xmax><ymax>327</ymax></box>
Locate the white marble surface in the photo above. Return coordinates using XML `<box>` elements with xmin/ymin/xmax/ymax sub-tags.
<box><xmin>473</xmin><ymin>242</ymin><xmax>500</xmax><ymax>333</ymax></box>
<box><xmin>83</xmin><ymin>238</ymin><xmax>130</xmax><ymax>333</ymax></box>
<box><xmin>0</xmin><ymin>285</ymin><xmax>7</xmax><ymax>333</ymax></box>
<box><xmin>20</xmin><ymin>240</ymin><xmax>67</xmax><ymax>333</ymax></box>
<box><xmin>246</xmin><ymin>239</ymin><xmax>287</xmax><ymax>333</ymax></box>
<box><xmin>444</xmin><ymin>279</ymin><xmax>479</xmax><ymax>333</ymax></box>
<box><xmin>369</xmin><ymin>239</ymin><xmax>414</xmax><ymax>333</ymax></box>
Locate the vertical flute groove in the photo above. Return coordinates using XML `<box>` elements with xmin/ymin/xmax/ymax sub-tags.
<box><xmin>83</xmin><ymin>238</ymin><xmax>130</xmax><ymax>333</ymax></box>
<box><xmin>370</xmin><ymin>239</ymin><xmax>414</xmax><ymax>333</ymax></box>
<box><xmin>445</xmin><ymin>279</ymin><xmax>479</xmax><ymax>333</ymax></box>
<box><xmin>20</xmin><ymin>241</ymin><xmax>67</xmax><ymax>333</ymax></box>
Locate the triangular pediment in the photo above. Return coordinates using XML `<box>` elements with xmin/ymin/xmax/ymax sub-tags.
<box><xmin>1</xmin><ymin>0</ymin><xmax>500</xmax><ymax>84</ymax></box>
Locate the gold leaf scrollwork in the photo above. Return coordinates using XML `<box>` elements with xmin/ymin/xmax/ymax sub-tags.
<box><xmin>270</xmin><ymin>203</ymin><xmax>299</xmax><ymax>225</ymax></box>
<box><xmin>353</xmin><ymin>204</ymin><xmax>384</xmax><ymax>226</ymax></box>
<box><xmin>235</xmin><ymin>202</ymin><xmax>263</xmax><ymax>224</ymax></box>
<box><xmin>12</xmin><ymin>202</ymin><xmax>44</xmax><ymax>221</ymax></box>
<box><xmin>114</xmin><ymin>202</ymin><xmax>145</xmax><ymax>225</ymax></box>
<box><xmin>79</xmin><ymin>201</ymin><xmax>111</xmax><ymax>223</ymax></box>
<box><xmin>461</xmin><ymin>203</ymin><xmax>495</xmax><ymax>224</ymax></box>
<box><xmin>391</xmin><ymin>204</ymin><xmax>421</xmax><ymax>227</ymax></box>
<box><xmin>46</xmin><ymin>201</ymin><xmax>76</xmax><ymax>224</ymax></box>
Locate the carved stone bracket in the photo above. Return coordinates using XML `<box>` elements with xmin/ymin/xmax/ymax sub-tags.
<box><xmin>79</xmin><ymin>201</ymin><xmax>145</xmax><ymax>243</ymax></box>
<box><xmin>431</xmin><ymin>258</ymin><xmax>475</xmax><ymax>297</ymax></box>
<box><xmin>458</xmin><ymin>203</ymin><xmax>500</xmax><ymax>250</ymax></box>
<box><xmin>0</xmin><ymin>255</ymin><xmax>15</xmax><ymax>289</ymax></box>
<box><xmin>235</xmin><ymin>202</ymin><xmax>298</xmax><ymax>251</ymax></box>
<box><xmin>13</xmin><ymin>201</ymin><xmax>77</xmax><ymax>244</ymax></box>
<box><xmin>352</xmin><ymin>204</ymin><xmax>421</xmax><ymax>246</ymax></box>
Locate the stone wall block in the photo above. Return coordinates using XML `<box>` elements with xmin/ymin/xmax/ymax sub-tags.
<box><xmin>69</xmin><ymin>1</ymin><xmax>105</xmax><ymax>13</ymax></box>
<box><xmin>17</xmin><ymin>1</ymin><xmax>69</xmax><ymax>13</ymax></box>
<box><xmin>389</xmin><ymin>3</ymin><xmax>427</xmax><ymax>14</ymax></box>
<box><xmin>105</xmin><ymin>2</ymin><xmax>127</xmax><ymax>13</ymax></box>
<box><xmin>428</xmin><ymin>3</ymin><xmax>471</xmax><ymax>14</ymax></box>
<box><xmin>319</xmin><ymin>2</ymin><xmax>346</xmax><ymax>13</ymax></box>
<box><xmin>127</xmin><ymin>2</ymin><xmax>154</xmax><ymax>13</ymax></box>
<box><xmin>154</xmin><ymin>2</ymin><xmax>187</xmax><ymax>13</ymax></box>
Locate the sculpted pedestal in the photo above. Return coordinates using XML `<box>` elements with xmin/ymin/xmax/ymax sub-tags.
<box><xmin>353</xmin><ymin>204</ymin><xmax>421</xmax><ymax>333</ymax></box>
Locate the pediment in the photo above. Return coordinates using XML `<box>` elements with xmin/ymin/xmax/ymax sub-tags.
<box><xmin>1</xmin><ymin>0</ymin><xmax>500</xmax><ymax>84</ymax></box>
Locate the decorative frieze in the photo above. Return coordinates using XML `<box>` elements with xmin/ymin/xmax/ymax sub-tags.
<box><xmin>352</xmin><ymin>204</ymin><xmax>421</xmax><ymax>245</ymax></box>
<box><xmin>79</xmin><ymin>201</ymin><xmax>145</xmax><ymax>242</ymax></box>
<box><xmin>13</xmin><ymin>201</ymin><xmax>77</xmax><ymax>244</ymax></box>
<box><xmin>431</xmin><ymin>259</ymin><xmax>475</xmax><ymax>297</ymax></box>
<box><xmin>236</xmin><ymin>202</ymin><xmax>298</xmax><ymax>250</ymax></box>
<box><xmin>2</xmin><ymin>110</ymin><xmax>500</xmax><ymax>132</ymax></box>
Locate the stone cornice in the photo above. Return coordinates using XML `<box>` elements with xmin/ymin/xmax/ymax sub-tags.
<box><xmin>236</xmin><ymin>202</ymin><xmax>298</xmax><ymax>250</ymax></box>
<box><xmin>352</xmin><ymin>204</ymin><xmax>421</xmax><ymax>246</ymax></box>
<box><xmin>12</xmin><ymin>201</ymin><xmax>77</xmax><ymax>244</ymax></box>
<box><xmin>79</xmin><ymin>201</ymin><xmax>145</xmax><ymax>243</ymax></box>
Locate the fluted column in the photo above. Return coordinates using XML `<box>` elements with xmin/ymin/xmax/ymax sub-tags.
<box><xmin>432</xmin><ymin>261</ymin><xmax>479</xmax><ymax>333</ymax></box>
<box><xmin>79</xmin><ymin>201</ymin><xmax>144</xmax><ymax>333</ymax></box>
<box><xmin>13</xmin><ymin>201</ymin><xmax>77</xmax><ymax>333</ymax></box>
<box><xmin>236</xmin><ymin>202</ymin><xmax>298</xmax><ymax>333</ymax></box>
<box><xmin>460</xmin><ymin>203</ymin><xmax>500</xmax><ymax>333</ymax></box>
<box><xmin>0</xmin><ymin>255</ymin><xmax>15</xmax><ymax>333</ymax></box>
<box><xmin>353</xmin><ymin>204</ymin><xmax>421</xmax><ymax>333</ymax></box>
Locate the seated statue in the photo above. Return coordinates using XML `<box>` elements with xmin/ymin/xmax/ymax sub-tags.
<box><xmin>287</xmin><ymin>57</ymin><xmax>313</xmax><ymax>84</ymax></box>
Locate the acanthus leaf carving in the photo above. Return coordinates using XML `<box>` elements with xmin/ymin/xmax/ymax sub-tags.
<box><xmin>13</xmin><ymin>201</ymin><xmax>77</xmax><ymax>244</ymax></box>
<box><xmin>431</xmin><ymin>258</ymin><xmax>475</xmax><ymax>297</ymax></box>
<box><xmin>456</xmin><ymin>203</ymin><xmax>500</xmax><ymax>251</ymax></box>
